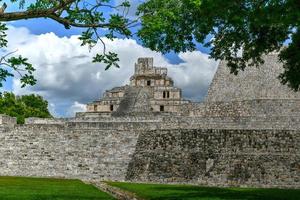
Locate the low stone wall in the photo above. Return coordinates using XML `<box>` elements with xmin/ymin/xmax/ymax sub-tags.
<box><xmin>25</xmin><ymin>117</ymin><xmax>67</xmax><ymax>124</ymax></box>
<box><xmin>126</xmin><ymin>129</ymin><xmax>300</xmax><ymax>188</ymax></box>
<box><xmin>76</xmin><ymin>112</ymin><xmax>112</xmax><ymax>118</ymax></box>
<box><xmin>24</xmin><ymin>115</ymin><xmax>300</xmax><ymax>131</ymax></box>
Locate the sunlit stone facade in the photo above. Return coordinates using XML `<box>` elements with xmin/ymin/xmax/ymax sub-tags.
<box><xmin>86</xmin><ymin>57</ymin><xmax>190</xmax><ymax>116</ymax></box>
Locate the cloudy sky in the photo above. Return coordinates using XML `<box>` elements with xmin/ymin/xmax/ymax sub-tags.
<box><xmin>1</xmin><ymin>0</ymin><xmax>218</xmax><ymax>117</ymax></box>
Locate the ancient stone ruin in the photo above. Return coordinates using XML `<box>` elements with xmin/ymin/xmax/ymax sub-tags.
<box><xmin>86</xmin><ymin>57</ymin><xmax>190</xmax><ymax>116</ymax></box>
<box><xmin>0</xmin><ymin>54</ymin><xmax>299</xmax><ymax>188</ymax></box>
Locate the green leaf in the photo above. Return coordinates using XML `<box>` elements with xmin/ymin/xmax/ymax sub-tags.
<box><xmin>93</xmin><ymin>52</ymin><xmax>120</xmax><ymax>70</ymax></box>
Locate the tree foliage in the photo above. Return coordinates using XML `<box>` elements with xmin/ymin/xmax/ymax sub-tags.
<box><xmin>0</xmin><ymin>22</ymin><xmax>36</xmax><ymax>88</ymax></box>
<box><xmin>137</xmin><ymin>0</ymin><xmax>300</xmax><ymax>91</ymax></box>
<box><xmin>0</xmin><ymin>0</ymin><xmax>135</xmax><ymax>87</ymax></box>
<box><xmin>0</xmin><ymin>92</ymin><xmax>52</xmax><ymax>124</ymax></box>
<box><xmin>0</xmin><ymin>0</ymin><xmax>299</xmax><ymax>92</ymax></box>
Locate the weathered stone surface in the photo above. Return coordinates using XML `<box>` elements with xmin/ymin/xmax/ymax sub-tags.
<box><xmin>0</xmin><ymin>123</ymin><xmax>139</xmax><ymax>181</ymax></box>
<box><xmin>206</xmin><ymin>54</ymin><xmax>300</xmax><ymax>102</ymax></box>
<box><xmin>0</xmin><ymin>115</ymin><xmax>16</xmax><ymax>126</ymax></box>
<box><xmin>126</xmin><ymin>129</ymin><xmax>300</xmax><ymax>188</ymax></box>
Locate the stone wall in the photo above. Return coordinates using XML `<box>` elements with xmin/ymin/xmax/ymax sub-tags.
<box><xmin>0</xmin><ymin>123</ymin><xmax>139</xmax><ymax>181</ymax></box>
<box><xmin>0</xmin><ymin>53</ymin><xmax>299</xmax><ymax>189</ymax></box>
<box><xmin>25</xmin><ymin>117</ymin><xmax>67</xmax><ymax>124</ymax></box>
<box><xmin>126</xmin><ymin>129</ymin><xmax>300</xmax><ymax>188</ymax></box>
<box><xmin>0</xmin><ymin>115</ymin><xmax>299</xmax><ymax>188</ymax></box>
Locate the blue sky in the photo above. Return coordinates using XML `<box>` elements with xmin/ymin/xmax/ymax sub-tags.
<box><xmin>2</xmin><ymin>0</ymin><xmax>217</xmax><ymax>117</ymax></box>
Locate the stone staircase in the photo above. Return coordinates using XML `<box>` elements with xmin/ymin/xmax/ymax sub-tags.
<box><xmin>113</xmin><ymin>87</ymin><xmax>141</xmax><ymax>117</ymax></box>
<box><xmin>113</xmin><ymin>87</ymin><xmax>154</xmax><ymax>117</ymax></box>
<box><xmin>130</xmin><ymin>87</ymin><xmax>153</xmax><ymax>113</ymax></box>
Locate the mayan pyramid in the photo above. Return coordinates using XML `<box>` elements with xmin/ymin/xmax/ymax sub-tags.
<box><xmin>202</xmin><ymin>53</ymin><xmax>300</xmax><ymax>120</ymax></box>
<box><xmin>205</xmin><ymin>53</ymin><xmax>300</xmax><ymax>102</ymax></box>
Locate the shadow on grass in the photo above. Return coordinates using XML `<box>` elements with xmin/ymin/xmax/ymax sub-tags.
<box><xmin>108</xmin><ymin>182</ymin><xmax>300</xmax><ymax>200</ymax></box>
<box><xmin>151</xmin><ymin>186</ymin><xmax>293</xmax><ymax>200</ymax></box>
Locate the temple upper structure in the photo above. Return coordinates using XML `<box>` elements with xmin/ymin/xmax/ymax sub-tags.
<box><xmin>86</xmin><ymin>58</ymin><xmax>190</xmax><ymax>116</ymax></box>
<box><xmin>130</xmin><ymin>57</ymin><xmax>173</xmax><ymax>87</ymax></box>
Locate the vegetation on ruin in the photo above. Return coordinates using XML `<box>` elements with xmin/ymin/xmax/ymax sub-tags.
<box><xmin>108</xmin><ymin>181</ymin><xmax>300</xmax><ymax>200</ymax></box>
<box><xmin>0</xmin><ymin>176</ymin><xmax>115</xmax><ymax>200</ymax></box>
<box><xmin>0</xmin><ymin>0</ymin><xmax>299</xmax><ymax>91</ymax></box>
<box><xmin>0</xmin><ymin>92</ymin><xmax>52</xmax><ymax>124</ymax></box>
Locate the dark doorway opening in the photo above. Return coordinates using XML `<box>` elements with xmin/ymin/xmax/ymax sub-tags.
<box><xmin>94</xmin><ymin>105</ymin><xmax>97</xmax><ymax>111</ymax></box>
<box><xmin>147</xmin><ymin>80</ymin><xmax>151</xmax><ymax>86</ymax></box>
<box><xmin>110</xmin><ymin>105</ymin><xmax>114</xmax><ymax>111</ymax></box>
<box><xmin>160</xmin><ymin>105</ymin><xmax>164</xmax><ymax>112</ymax></box>
<box><xmin>163</xmin><ymin>91</ymin><xmax>166</xmax><ymax>98</ymax></box>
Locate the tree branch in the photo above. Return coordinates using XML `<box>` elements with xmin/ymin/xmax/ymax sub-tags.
<box><xmin>48</xmin><ymin>14</ymin><xmax>111</xmax><ymax>28</ymax></box>
<box><xmin>0</xmin><ymin>0</ymin><xmax>124</xmax><ymax>29</ymax></box>
<box><xmin>0</xmin><ymin>9</ymin><xmax>112</xmax><ymax>29</ymax></box>
<box><xmin>0</xmin><ymin>10</ymin><xmax>53</xmax><ymax>21</ymax></box>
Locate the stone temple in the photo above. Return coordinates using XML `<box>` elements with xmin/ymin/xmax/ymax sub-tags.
<box><xmin>86</xmin><ymin>57</ymin><xmax>190</xmax><ymax>116</ymax></box>
<box><xmin>0</xmin><ymin>53</ymin><xmax>299</xmax><ymax>189</ymax></box>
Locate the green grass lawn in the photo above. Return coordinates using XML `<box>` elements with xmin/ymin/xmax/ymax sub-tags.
<box><xmin>108</xmin><ymin>182</ymin><xmax>300</xmax><ymax>200</ymax></box>
<box><xmin>0</xmin><ymin>176</ymin><xmax>114</xmax><ymax>200</ymax></box>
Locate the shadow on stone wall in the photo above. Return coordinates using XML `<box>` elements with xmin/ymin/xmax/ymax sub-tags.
<box><xmin>126</xmin><ymin>129</ymin><xmax>300</xmax><ymax>188</ymax></box>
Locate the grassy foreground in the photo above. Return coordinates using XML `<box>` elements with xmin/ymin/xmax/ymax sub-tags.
<box><xmin>108</xmin><ymin>182</ymin><xmax>300</xmax><ymax>200</ymax></box>
<box><xmin>0</xmin><ymin>176</ymin><xmax>114</xmax><ymax>200</ymax></box>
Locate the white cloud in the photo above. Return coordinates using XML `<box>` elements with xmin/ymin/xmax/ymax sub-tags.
<box><xmin>66</xmin><ymin>101</ymin><xmax>87</xmax><ymax>117</ymax></box>
<box><xmin>5</xmin><ymin>26</ymin><xmax>217</xmax><ymax>117</ymax></box>
<box><xmin>168</xmin><ymin>52</ymin><xmax>219</xmax><ymax>100</ymax></box>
